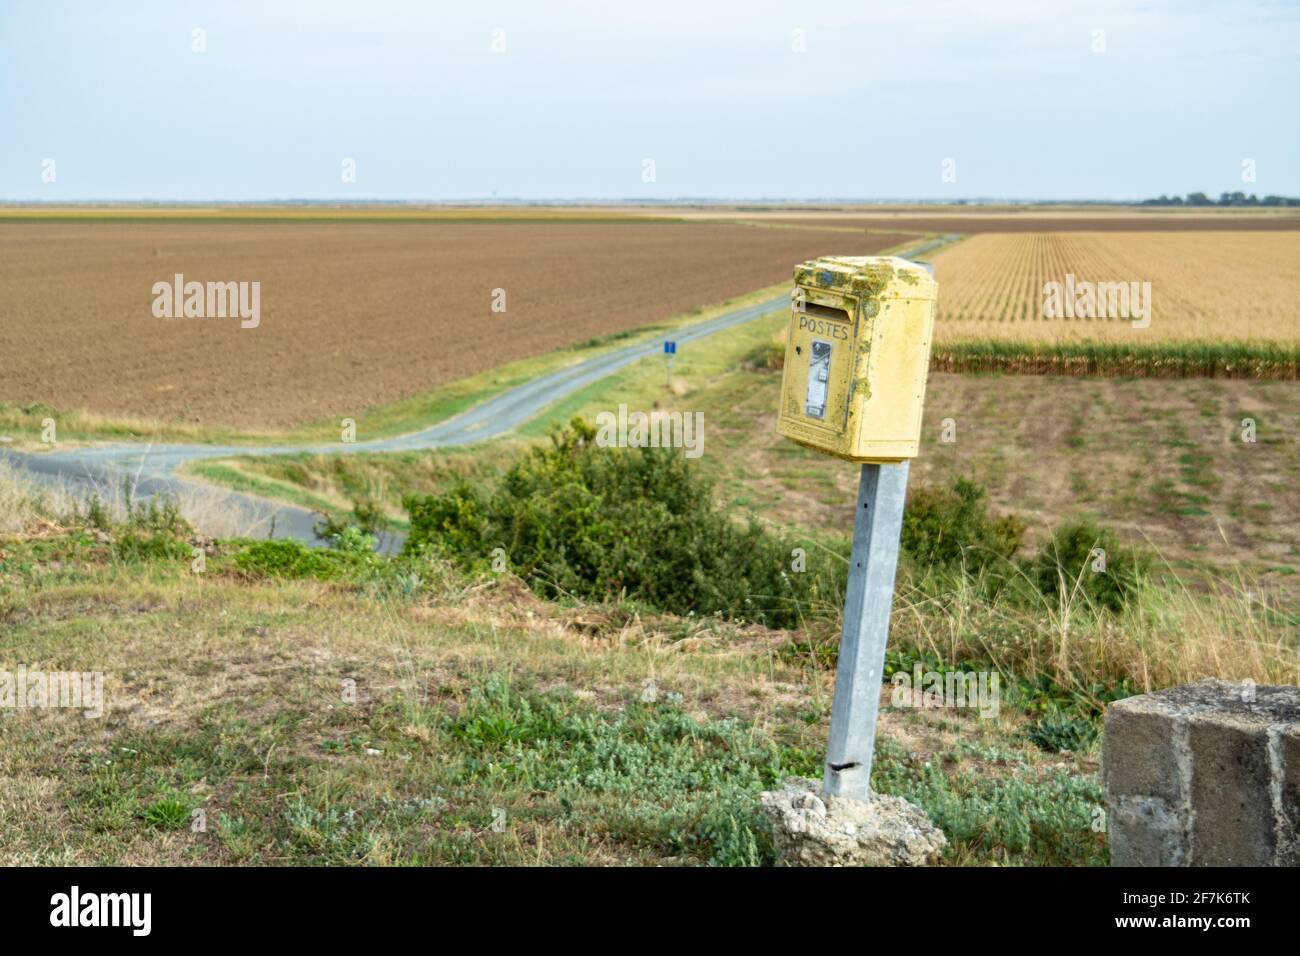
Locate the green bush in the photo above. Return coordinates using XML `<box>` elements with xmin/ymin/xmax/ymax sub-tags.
<box><xmin>113</xmin><ymin>530</ymin><xmax>191</xmax><ymax>563</ymax></box>
<box><xmin>742</xmin><ymin>338</ymin><xmax>785</xmax><ymax>372</ymax></box>
<box><xmin>403</xmin><ymin>418</ymin><xmax>835</xmax><ymax>628</ymax></box>
<box><xmin>83</xmin><ymin>496</ymin><xmax>111</xmax><ymax>532</ymax></box>
<box><xmin>1025</xmin><ymin>520</ymin><xmax>1149</xmax><ymax>612</ymax></box>
<box><xmin>226</xmin><ymin>535</ymin><xmax>459</xmax><ymax>604</ymax></box>
<box><xmin>1026</xmin><ymin>713</ymin><xmax>1100</xmax><ymax>753</ymax></box>
<box><xmin>314</xmin><ymin>499</ymin><xmax>387</xmax><ymax>552</ymax></box>
<box><xmin>233</xmin><ymin>539</ymin><xmax>363</xmax><ymax>580</ymax></box>
<box><xmin>901</xmin><ymin>478</ymin><xmax>1025</xmax><ymax>572</ymax></box>
<box><xmin>900</xmin><ymin>482</ymin><xmax>1148</xmax><ymax>614</ymax></box>
<box><xmin>107</xmin><ymin>494</ymin><xmax>194</xmax><ymax>563</ymax></box>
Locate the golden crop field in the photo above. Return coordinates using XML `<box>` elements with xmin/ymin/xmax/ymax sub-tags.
<box><xmin>931</xmin><ymin>231</ymin><xmax>1300</xmax><ymax>345</ymax></box>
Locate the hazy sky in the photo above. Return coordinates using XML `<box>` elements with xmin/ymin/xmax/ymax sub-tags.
<box><xmin>2</xmin><ymin>0</ymin><xmax>1296</xmax><ymax>200</ymax></box>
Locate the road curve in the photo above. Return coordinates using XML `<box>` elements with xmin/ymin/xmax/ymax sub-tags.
<box><xmin>2</xmin><ymin>236</ymin><xmax>955</xmax><ymax>548</ymax></box>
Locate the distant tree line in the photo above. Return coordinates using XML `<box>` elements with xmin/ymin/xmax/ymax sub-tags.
<box><xmin>1141</xmin><ymin>191</ymin><xmax>1300</xmax><ymax>207</ymax></box>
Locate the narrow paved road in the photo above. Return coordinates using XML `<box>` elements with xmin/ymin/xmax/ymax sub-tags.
<box><xmin>3</xmin><ymin>237</ymin><xmax>953</xmax><ymax>548</ymax></box>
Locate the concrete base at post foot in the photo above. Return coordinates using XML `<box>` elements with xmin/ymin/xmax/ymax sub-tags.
<box><xmin>759</xmin><ymin>777</ymin><xmax>947</xmax><ymax>867</ymax></box>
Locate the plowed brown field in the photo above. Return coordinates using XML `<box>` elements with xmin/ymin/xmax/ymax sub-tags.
<box><xmin>0</xmin><ymin>222</ymin><xmax>903</xmax><ymax>428</ymax></box>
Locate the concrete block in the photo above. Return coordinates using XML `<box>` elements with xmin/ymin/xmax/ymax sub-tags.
<box><xmin>1101</xmin><ymin>700</ymin><xmax>1184</xmax><ymax>803</ymax></box>
<box><xmin>1102</xmin><ymin>679</ymin><xmax>1300</xmax><ymax>867</ymax></box>
<box><xmin>1108</xmin><ymin>796</ymin><xmax>1186</xmax><ymax>866</ymax></box>
<box><xmin>1187</xmin><ymin>716</ymin><xmax>1273</xmax><ymax>865</ymax></box>
<box><xmin>1277</xmin><ymin>727</ymin><xmax>1300</xmax><ymax>867</ymax></box>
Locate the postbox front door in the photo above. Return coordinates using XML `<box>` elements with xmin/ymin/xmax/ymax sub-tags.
<box><xmin>784</xmin><ymin>297</ymin><xmax>856</xmax><ymax>439</ymax></box>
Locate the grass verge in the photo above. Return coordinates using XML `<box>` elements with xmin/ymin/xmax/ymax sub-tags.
<box><xmin>0</xmin><ymin>506</ymin><xmax>1106</xmax><ymax>866</ymax></box>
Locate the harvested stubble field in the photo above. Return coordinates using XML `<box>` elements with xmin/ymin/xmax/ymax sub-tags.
<box><xmin>679</xmin><ymin>209</ymin><xmax>1300</xmax><ymax>376</ymax></box>
<box><xmin>923</xmin><ymin>231</ymin><xmax>1300</xmax><ymax>378</ymax></box>
<box><xmin>0</xmin><ymin>221</ymin><xmax>905</xmax><ymax>428</ymax></box>
<box><xmin>932</xmin><ymin>232</ymin><xmax>1300</xmax><ymax>343</ymax></box>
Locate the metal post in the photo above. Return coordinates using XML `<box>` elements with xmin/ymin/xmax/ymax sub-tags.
<box><xmin>822</xmin><ymin>460</ymin><xmax>910</xmax><ymax>801</ymax></box>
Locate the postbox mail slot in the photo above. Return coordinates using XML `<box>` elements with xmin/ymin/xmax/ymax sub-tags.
<box><xmin>800</xmin><ymin>302</ymin><xmax>851</xmax><ymax>323</ymax></box>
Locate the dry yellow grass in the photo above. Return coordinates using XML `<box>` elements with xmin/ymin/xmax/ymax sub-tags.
<box><xmin>931</xmin><ymin>232</ymin><xmax>1300</xmax><ymax>345</ymax></box>
<box><xmin>0</xmin><ymin>458</ymin><xmax>276</xmax><ymax>539</ymax></box>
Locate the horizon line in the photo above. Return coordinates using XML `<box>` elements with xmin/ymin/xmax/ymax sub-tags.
<box><xmin>4</xmin><ymin>196</ymin><xmax>1297</xmax><ymax>207</ymax></box>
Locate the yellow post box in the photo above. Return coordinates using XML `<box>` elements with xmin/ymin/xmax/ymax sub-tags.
<box><xmin>777</xmin><ymin>256</ymin><xmax>936</xmax><ymax>462</ymax></box>
<box><xmin>776</xmin><ymin>253</ymin><xmax>938</xmax><ymax>801</ymax></box>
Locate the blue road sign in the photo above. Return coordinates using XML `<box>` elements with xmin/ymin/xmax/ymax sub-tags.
<box><xmin>663</xmin><ymin>341</ymin><xmax>676</xmax><ymax>355</ymax></box>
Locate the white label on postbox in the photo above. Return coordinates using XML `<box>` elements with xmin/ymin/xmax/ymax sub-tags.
<box><xmin>805</xmin><ymin>339</ymin><xmax>832</xmax><ymax>419</ymax></box>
